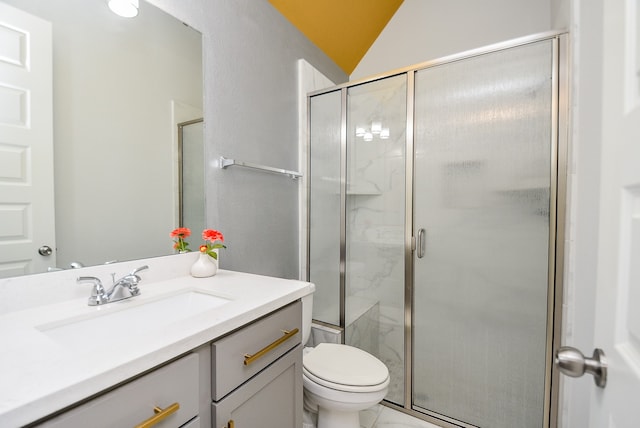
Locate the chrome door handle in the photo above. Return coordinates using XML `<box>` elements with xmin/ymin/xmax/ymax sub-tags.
<box><xmin>555</xmin><ymin>346</ymin><xmax>607</xmax><ymax>388</ymax></box>
<box><xmin>416</xmin><ymin>228</ymin><xmax>426</xmax><ymax>258</ymax></box>
<box><xmin>38</xmin><ymin>245</ymin><xmax>53</xmax><ymax>256</ymax></box>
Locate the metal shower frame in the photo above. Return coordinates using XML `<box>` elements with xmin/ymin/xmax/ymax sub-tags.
<box><xmin>306</xmin><ymin>30</ymin><xmax>569</xmax><ymax>428</ymax></box>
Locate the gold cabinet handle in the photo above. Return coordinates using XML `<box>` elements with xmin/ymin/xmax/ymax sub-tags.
<box><xmin>243</xmin><ymin>328</ymin><xmax>299</xmax><ymax>366</ymax></box>
<box><xmin>228</xmin><ymin>420</ymin><xmax>235</xmax><ymax>428</ymax></box>
<box><xmin>134</xmin><ymin>402</ymin><xmax>180</xmax><ymax>428</ymax></box>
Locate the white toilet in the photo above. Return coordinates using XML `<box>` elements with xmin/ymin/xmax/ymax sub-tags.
<box><xmin>301</xmin><ymin>293</ymin><xmax>390</xmax><ymax>428</ymax></box>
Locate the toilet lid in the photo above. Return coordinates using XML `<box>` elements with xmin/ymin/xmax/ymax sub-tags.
<box><xmin>303</xmin><ymin>343</ymin><xmax>389</xmax><ymax>387</ymax></box>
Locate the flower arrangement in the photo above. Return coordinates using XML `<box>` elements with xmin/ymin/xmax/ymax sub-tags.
<box><xmin>170</xmin><ymin>227</ymin><xmax>191</xmax><ymax>252</ymax></box>
<box><xmin>200</xmin><ymin>229</ymin><xmax>226</xmax><ymax>260</ymax></box>
<box><xmin>170</xmin><ymin>227</ymin><xmax>226</xmax><ymax>259</ymax></box>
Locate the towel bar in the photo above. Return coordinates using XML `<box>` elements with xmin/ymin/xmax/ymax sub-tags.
<box><xmin>219</xmin><ymin>156</ymin><xmax>302</xmax><ymax>179</ymax></box>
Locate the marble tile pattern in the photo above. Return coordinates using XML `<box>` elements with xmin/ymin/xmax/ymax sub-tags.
<box><xmin>346</xmin><ymin>300</ymin><xmax>379</xmax><ymax>357</ymax></box>
<box><xmin>360</xmin><ymin>405</ymin><xmax>440</xmax><ymax>428</ymax></box>
<box><xmin>308</xmin><ymin>322</ymin><xmax>342</xmax><ymax>347</ymax></box>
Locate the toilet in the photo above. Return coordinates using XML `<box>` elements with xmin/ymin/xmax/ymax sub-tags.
<box><xmin>301</xmin><ymin>293</ymin><xmax>390</xmax><ymax>428</ymax></box>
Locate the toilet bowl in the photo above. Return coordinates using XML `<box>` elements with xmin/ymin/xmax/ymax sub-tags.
<box><xmin>301</xmin><ymin>293</ymin><xmax>389</xmax><ymax>428</ymax></box>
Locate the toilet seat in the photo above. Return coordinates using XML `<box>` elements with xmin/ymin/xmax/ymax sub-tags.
<box><xmin>303</xmin><ymin>343</ymin><xmax>389</xmax><ymax>393</ymax></box>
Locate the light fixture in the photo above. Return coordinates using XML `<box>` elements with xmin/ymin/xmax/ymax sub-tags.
<box><xmin>380</xmin><ymin>128</ymin><xmax>390</xmax><ymax>139</ymax></box>
<box><xmin>355</xmin><ymin>127</ymin><xmax>366</xmax><ymax>137</ymax></box>
<box><xmin>108</xmin><ymin>0</ymin><xmax>139</xmax><ymax>18</ymax></box>
<box><xmin>371</xmin><ymin>121</ymin><xmax>382</xmax><ymax>134</ymax></box>
<box><xmin>363</xmin><ymin>132</ymin><xmax>373</xmax><ymax>142</ymax></box>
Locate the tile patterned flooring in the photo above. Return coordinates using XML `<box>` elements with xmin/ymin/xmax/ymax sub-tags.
<box><xmin>360</xmin><ymin>405</ymin><xmax>440</xmax><ymax>428</ymax></box>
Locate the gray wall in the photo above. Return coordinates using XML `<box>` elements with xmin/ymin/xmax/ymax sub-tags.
<box><xmin>150</xmin><ymin>0</ymin><xmax>347</xmax><ymax>279</ymax></box>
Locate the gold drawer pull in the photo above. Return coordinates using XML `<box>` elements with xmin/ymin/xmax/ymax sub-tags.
<box><xmin>243</xmin><ymin>328</ymin><xmax>299</xmax><ymax>366</ymax></box>
<box><xmin>134</xmin><ymin>402</ymin><xmax>180</xmax><ymax>428</ymax></box>
<box><xmin>228</xmin><ymin>420</ymin><xmax>235</xmax><ymax>428</ymax></box>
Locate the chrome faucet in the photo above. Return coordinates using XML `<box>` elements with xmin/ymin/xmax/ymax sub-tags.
<box><xmin>78</xmin><ymin>265</ymin><xmax>149</xmax><ymax>306</ymax></box>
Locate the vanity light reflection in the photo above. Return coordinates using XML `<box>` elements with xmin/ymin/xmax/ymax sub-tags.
<box><xmin>355</xmin><ymin>122</ymin><xmax>390</xmax><ymax>141</ymax></box>
<box><xmin>108</xmin><ymin>0</ymin><xmax>139</xmax><ymax>18</ymax></box>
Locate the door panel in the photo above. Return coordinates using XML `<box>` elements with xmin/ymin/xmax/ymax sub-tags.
<box><xmin>0</xmin><ymin>3</ymin><xmax>55</xmax><ymax>277</ymax></box>
<box><xmin>582</xmin><ymin>0</ymin><xmax>640</xmax><ymax>425</ymax></box>
<box><xmin>412</xmin><ymin>40</ymin><xmax>554</xmax><ymax>427</ymax></box>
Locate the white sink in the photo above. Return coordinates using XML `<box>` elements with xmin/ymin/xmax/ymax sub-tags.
<box><xmin>38</xmin><ymin>291</ymin><xmax>230</xmax><ymax>350</ymax></box>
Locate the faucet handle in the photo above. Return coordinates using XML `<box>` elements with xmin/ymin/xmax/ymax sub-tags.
<box><xmin>127</xmin><ymin>265</ymin><xmax>148</xmax><ymax>295</ymax></box>
<box><xmin>130</xmin><ymin>265</ymin><xmax>149</xmax><ymax>276</ymax></box>
<box><xmin>77</xmin><ymin>276</ymin><xmax>108</xmax><ymax>306</ymax></box>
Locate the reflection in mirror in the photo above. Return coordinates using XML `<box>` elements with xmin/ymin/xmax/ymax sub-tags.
<box><xmin>0</xmin><ymin>0</ymin><xmax>203</xmax><ymax>278</ymax></box>
<box><xmin>179</xmin><ymin>118</ymin><xmax>205</xmax><ymax>236</ymax></box>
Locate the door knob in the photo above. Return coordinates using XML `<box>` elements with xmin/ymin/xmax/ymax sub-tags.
<box><xmin>38</xmin><ymin>245</ymin><xmax>53</xmax><ymax>256</ymax></box>
<box><xmin>555</xmin><ymin>346</ymin><xmax>607</xmax><ymax>388</ymax></box>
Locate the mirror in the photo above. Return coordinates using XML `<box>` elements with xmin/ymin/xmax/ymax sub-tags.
<box><xmin>0</xmin><ymin>0</ymin><xmax>203</xmax><ymax>276</ymax></box>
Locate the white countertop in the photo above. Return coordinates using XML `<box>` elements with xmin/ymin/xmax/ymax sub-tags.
<box><xmin>0</xmin><ymin>265</ymin><xmax>314</xmax><ymax>427</ymax></box>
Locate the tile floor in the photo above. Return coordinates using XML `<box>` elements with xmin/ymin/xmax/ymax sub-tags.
<box><xmin>360</xmin><ymin>405</ymin><xmax>440</xmax><ymax>428</ymax></box>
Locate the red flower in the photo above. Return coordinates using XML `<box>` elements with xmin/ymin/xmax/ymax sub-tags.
<box><xmin>202</xmin><ymin>229</ymin><xmax>224</xmax><ymax>243</ymax></box>
<box><xmin>170</xmin><ymin>227</ymin><xmax>191</xmax><ymax>239</ymax></box>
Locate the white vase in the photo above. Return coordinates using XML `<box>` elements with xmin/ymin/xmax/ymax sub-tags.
<box><xmin>190</xmin><ymin>252</ymin><xmax>218</xmax><ymax>278</ymax></box>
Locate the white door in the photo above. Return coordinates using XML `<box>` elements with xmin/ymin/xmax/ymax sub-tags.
<box><xmin>590</xmin><ymin>0</ymin><xmax>640</xmax><ymax>424</ymax></box>
<box><xmin>566</xmin><ymin>0</ymin><xmax>640</xmax><ymax>426</ymax></box>
<box><xmin>0</xmin><ymin>3</ymin><xmax>55</xmax><ymax>277</ymax></box>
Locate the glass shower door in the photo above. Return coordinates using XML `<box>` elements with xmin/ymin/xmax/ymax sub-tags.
<box><xmin>309</xmin><ymin>90</ymin><xmax>342</xmax><ymax>325</ymax></box>
<box><xmin>412</xmin><ymin>40</ymin><xmax>554</xmax><ymax>427</ymax></box>
<box><xmin>345</xmin><ymin>75</ymin><xmax>407</xmax><ymax>405</ymax></box>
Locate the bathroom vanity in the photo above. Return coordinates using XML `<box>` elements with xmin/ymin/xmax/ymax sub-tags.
<box><xmin>0</xmin><ymin>254</ymin><xmax>312</xmax><ymax>427</ymax></box>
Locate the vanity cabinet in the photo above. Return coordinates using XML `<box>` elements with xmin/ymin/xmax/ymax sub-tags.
<box><xmin>210</xmin><ymin>300</ymin><xmax>303</xmax><ymax>428</ymax></box>
<box><xmin>32</xmin><ymin>301</ymin><xmax>303</xmax><ymax>428</ymax></box>
<box><xmin>212</xmin><ymin>345</ymin><xmax>302</xmax><ymax>428</ymax></box>
<box><xmin>38</xmin><ymin>353</ymin><xmax>200</xmax><ymax>428</ymax></box>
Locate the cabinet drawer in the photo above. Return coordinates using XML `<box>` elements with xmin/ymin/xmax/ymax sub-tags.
<box><xmin>211</xmin><ymin>300</ymin><xmax>301</xmax><ymax>400</ymax></box>
<box><xmin>39</xmin><ymin>354</ymin><xmax>199</xmax><ymax>428</ymax></box>
<box><xmin>212</xmin><ymin>344</ymin><xmax>303</xmax><ymax>428</ymax></box>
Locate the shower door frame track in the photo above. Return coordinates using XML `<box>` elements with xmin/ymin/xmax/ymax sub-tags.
<box><xmin>307</xmin><ymin>30</ymin><xmax>569</xmax><ymax>428</ymax></box>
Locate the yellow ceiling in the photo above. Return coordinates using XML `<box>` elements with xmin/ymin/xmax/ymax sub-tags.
<box><xmin>268</xmin><ymin>0</ymin><xmax>404</xmax><ymax>75</ymax></box>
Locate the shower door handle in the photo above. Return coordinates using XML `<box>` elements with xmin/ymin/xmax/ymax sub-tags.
<box><xmin>416</xmin><ymin>228</ymin><xmax>426</xmax><ymax>258</ymax></box>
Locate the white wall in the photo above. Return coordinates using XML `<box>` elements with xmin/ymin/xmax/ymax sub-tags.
<box><xmin>351</xmin><ymin>0</ymin><xmax>553</xmax><ymax>80</ymax></box>
<box><xmin>559</xmin><ymin>0</ymin><xmax>603</xmax><ymax>425</ymax></box>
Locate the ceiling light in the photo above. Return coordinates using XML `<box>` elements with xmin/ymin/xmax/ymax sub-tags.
<box><xmin>108</xmin><ymin>0</ymin><xmax>139</xmax><ymax>18</ymax></box>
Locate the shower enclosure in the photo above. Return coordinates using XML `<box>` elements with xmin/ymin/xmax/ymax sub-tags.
<box><xmin>307</xmin><ymin>32</ymin><xmax>568</xmax><ymax>428</ymax></box>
